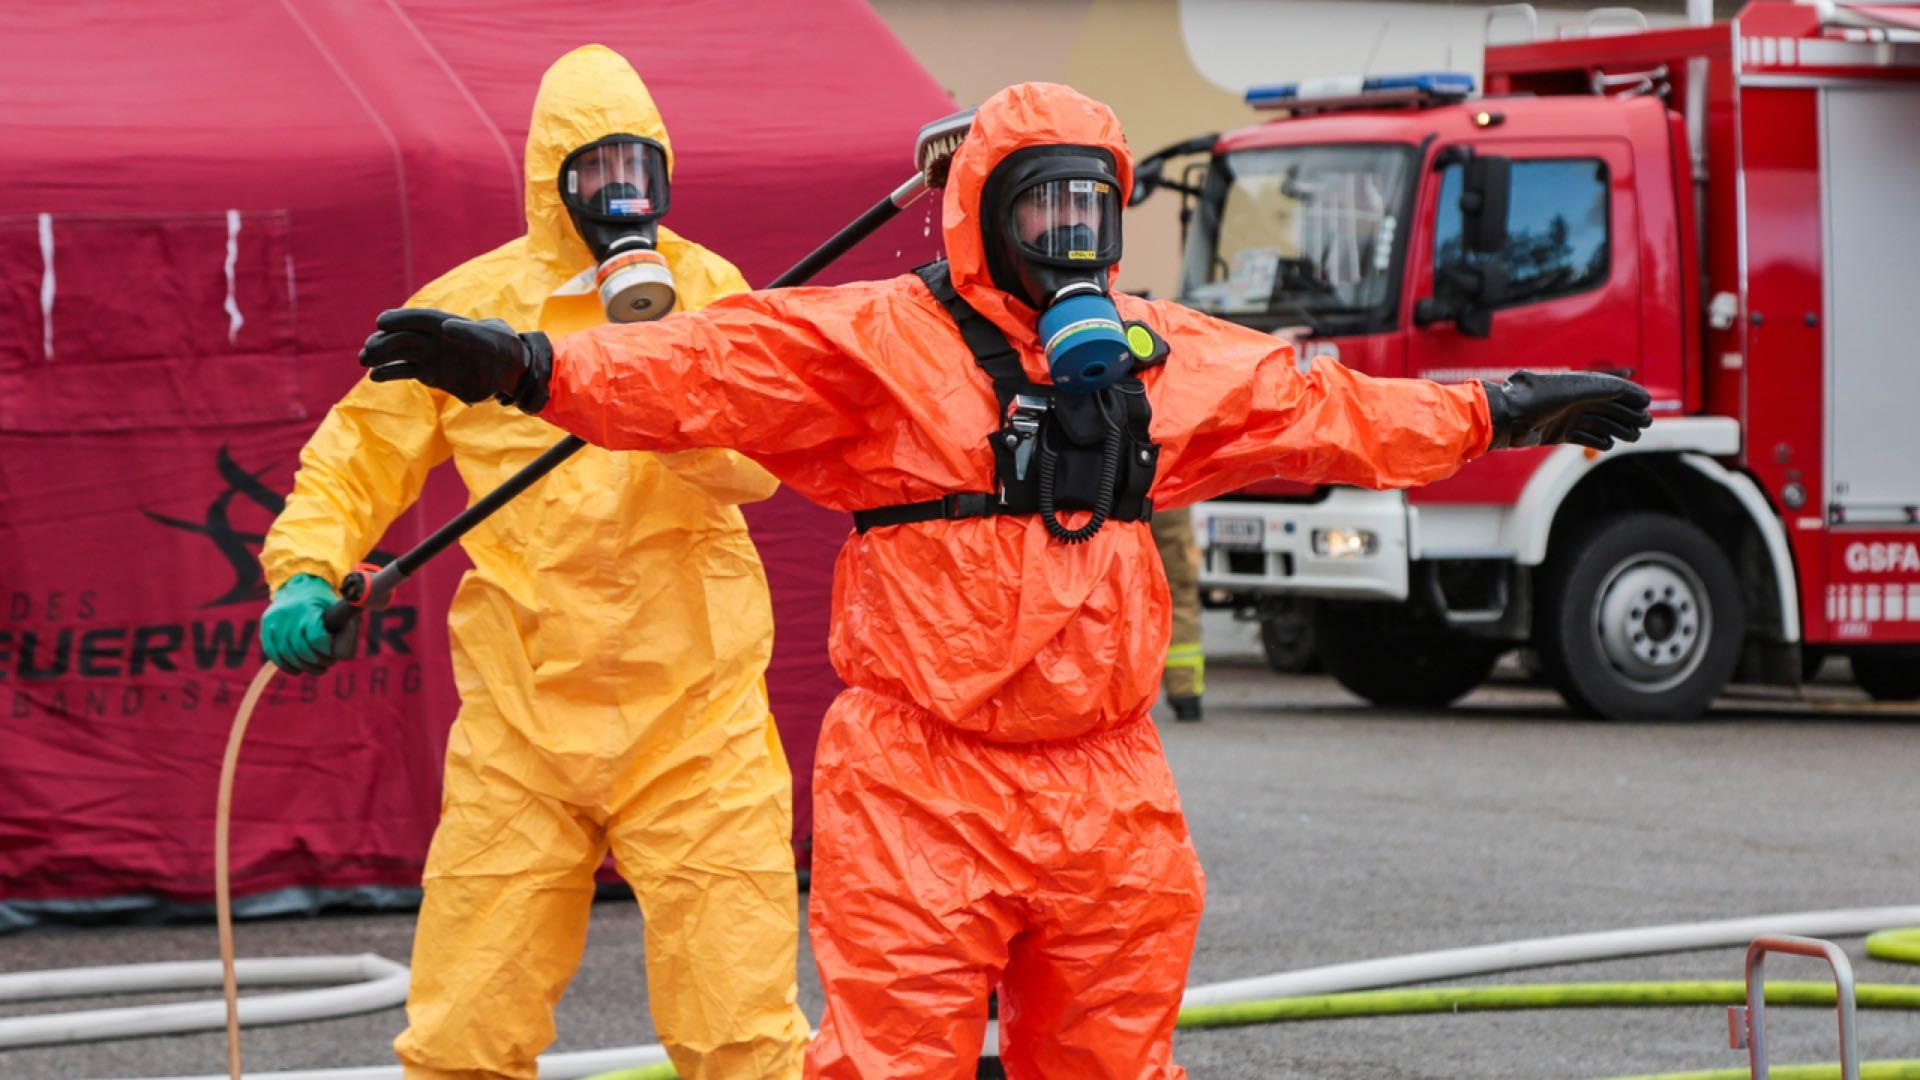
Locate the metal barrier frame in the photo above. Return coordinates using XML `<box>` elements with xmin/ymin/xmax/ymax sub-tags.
<box><xmin>1728</xmin><ymin>934</ymin><xmax>1860</xmax><ymax>1080</ymax></box>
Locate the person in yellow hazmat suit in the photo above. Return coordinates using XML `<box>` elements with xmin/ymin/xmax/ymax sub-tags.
<box><xmin>256</xmin><ymin>45</ymin><xmax>810</xmax><ymax>1080</ymax></box>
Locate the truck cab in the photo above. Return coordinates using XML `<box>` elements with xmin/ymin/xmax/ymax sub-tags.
<box><xmin>1143</xmin><ymin>4</ymin><xmax>1920</xmax><ymax>720</ymax></box>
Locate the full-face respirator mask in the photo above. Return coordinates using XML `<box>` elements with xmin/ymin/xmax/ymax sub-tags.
<box><xmin>982</xmin><ymin>146</ymin><xmax>1141</xmax><ymax>394</ymax></box>
<box><xmin>559</xmin><ymin>134</ymin><xmax>676</xmax><ymax>323</ymax></box>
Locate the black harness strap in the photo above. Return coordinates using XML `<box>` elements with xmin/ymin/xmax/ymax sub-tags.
<box><xmin>850</xmin><ymin>492</ymin><xmax>994</xmax><ymax>532</ymax></box>
<box><xmin>852</xmin><ymin>261</ymin><xmax>1156</xmax><ymax>536</ymax></box>
<box><xmin>852</xmin><ymin>265</ymin><xmax>1014</xmax><ymax>534</ymax></box>
<box><xmin>914</xmin><ymin>262</ymin><xmax>1026</xmax><ymax>395</ymax></box>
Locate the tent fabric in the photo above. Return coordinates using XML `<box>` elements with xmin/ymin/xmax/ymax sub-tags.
<box><xmin>0</xmin><ymin>0</ymin><xmax>953</xmax><ymax>916</ymax></box>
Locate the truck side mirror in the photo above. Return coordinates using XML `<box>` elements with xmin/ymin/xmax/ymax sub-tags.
<box><xmin>1418</xmin><ymin>147</ymin><xmax>1510</xmax><ymax>339</ymax></box>
<box><xmin>1460</xmin><ymin>155</ymin><xmax>1511</xmax><ymax>254</ymax></box>
<box><xmin>1129</xmin><ymin>132</ymin><xmax>1221</xmax><ymax>207</ymax></box>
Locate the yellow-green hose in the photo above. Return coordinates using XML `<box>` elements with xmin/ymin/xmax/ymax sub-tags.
<box><xmin>1593</xmin><ymin>930</ymin><xmax>1920</xmax><ymax>1080</ymax></box>
<box><xmin>578</xmin><ymin>1067</ymin><xmax>678</xmax><ymax>1080</ymax></box>
<box><xmin>1175</xmin><ymin>980</ymin><xmax>1920</xmax><ymax>1029</ymax></box>
<box><xmin>583</xmin><ymin>928</ymin><xmax>1920</xmax><ymax>1080</ymax></box>
<box><xmin>1600</xmin><ymin>1063</ymin><xmax>1920</xmax><ymax>1079</ymax></box>
<box><xmin>1869</xmin><ymin>928</ymin><xmax>1920</xmax><ymax>966</ymax></box>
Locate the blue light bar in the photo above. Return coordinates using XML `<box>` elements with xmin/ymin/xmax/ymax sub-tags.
<box><xmin>1246</xmin><ymin>72</ymin><xmax>1476</xmax><ymax>110</ymax></box>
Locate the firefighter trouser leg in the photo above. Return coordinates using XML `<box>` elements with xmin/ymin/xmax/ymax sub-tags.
<box><xmin>607</xmin><ymin>685</ymin><xmax>810</xmax><ymax>1080</ymax></box>
<box><xmin>395</xmin><ymin>714</ymin><xmax>600</xmax><ymax>1080</ymax></box>
<box><xmin>1152</xmin><ymin>508</ymin><xmax>1204</xmax><ymax>700</ymax></box>
<box><xmin>805</xmin><ymin>690</ymin><xmax>1206</xmax><ymax>1080</ymax></box>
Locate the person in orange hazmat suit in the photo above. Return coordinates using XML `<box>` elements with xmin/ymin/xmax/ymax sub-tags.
<box><xmin>258</xmin><ymin>46</ymin><xmax>810</xmax><ymax>1080</ymax></box>
<box><xmin>354</xmin><ymin>82</ymin><xmax>1652</xmax><ymax>1079</ymax></box>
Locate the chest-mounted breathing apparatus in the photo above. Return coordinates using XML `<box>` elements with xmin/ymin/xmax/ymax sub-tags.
<box><xmin>559</xmin><ymin>133</ymin><xmax>676</xmax><ymax>322</ymax></box>
<box><xmin>852</xmin><ymin>261</ymin><xmax>1169</xmax><ymax>544</ymax></box>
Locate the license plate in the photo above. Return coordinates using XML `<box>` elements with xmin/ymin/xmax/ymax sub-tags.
<box><xmin>1209</xmin><ymin>515</ymin><xmax>1265</xmax><ymax>550</ymax></box>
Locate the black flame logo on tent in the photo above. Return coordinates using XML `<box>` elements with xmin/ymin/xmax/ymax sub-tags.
<box><xmin>144</xmin><ymin>447</ymin><xmax>394</xmax><ymax>608</ymax></box>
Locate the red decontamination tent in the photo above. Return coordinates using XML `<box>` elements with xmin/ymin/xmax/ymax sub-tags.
<box><xmin>0</xmin><ymin>0</ymin><xmax>954</xmax><ymax>923</ymax></box>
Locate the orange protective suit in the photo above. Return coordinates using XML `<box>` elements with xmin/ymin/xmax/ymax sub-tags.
<box><xmin>537</xmin><ymin>83</ymin><xmax>1492</xmax><ymax>1078</ymax></box>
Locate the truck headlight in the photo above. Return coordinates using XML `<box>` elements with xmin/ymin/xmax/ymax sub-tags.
<box><xmin>1311</xmin><ymin>527</ymin><xmax>1377</xmax><ymax>559</ymax></box>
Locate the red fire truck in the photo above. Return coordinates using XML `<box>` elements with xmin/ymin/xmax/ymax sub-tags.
<box><xmin>1136</xmin><ymin>0</ymin><xmax>1920</xmax><ymax>720</ymax></box>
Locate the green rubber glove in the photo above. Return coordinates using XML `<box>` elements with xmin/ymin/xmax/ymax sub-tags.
<box><xmin>261</xmin><ymin>573</ymin><xmax>341</xmax><ymax>675</ymax></box>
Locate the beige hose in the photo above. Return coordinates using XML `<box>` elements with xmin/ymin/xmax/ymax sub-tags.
<box><xmin>216</xmin><ymin>662</ymin><xmax>279</xmax><ymax>1080</ymax></box>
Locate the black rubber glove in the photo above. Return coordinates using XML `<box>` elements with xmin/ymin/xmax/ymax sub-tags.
<box><xmin>359</xmin><ymin>307</ymin><xmax>553</xmax><ymax>412</ymax></box>
<box><xmin>1480</xmin><ymin>370</ymin><xmax>1652</xmax><ymax>452</ymax></box>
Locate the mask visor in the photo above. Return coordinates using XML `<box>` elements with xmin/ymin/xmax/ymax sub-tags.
<box><xmin>1010</xmin><ymin>177</ymin><xmax>1121</xmax><ymax>266</ymax></box>
<box><xmin>560</xmin><ymin>136</ymin><xmax>670</xmax><ymax>222</ymax></box>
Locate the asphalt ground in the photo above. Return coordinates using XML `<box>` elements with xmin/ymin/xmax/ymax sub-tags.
<box><xmin>5</xmin><ymin>659</ymin><xmax>1918</xmax><ymax>1079</ymax></box>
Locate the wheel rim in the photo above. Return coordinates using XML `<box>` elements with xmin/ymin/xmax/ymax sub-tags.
<box><xmin>1590</xmin><ymin>553</ymin><xmax>1711</xmax><ymax>693</ymax></box>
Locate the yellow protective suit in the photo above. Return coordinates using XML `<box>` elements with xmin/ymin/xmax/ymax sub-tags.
<box><xmin>259</xmin><ymin>45</ymin><xmax>809</xmax><ymax>1080</ymax></box>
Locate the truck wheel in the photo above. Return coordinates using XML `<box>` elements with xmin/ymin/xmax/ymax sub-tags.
<box><xmin>1850</xmin><ymin>651</ymin><xmax>1920</xmax><ymax>701</ymax></box>
<box><xmin>1537</xmin><ymin>513</ymin><xmax>1743</xmax><ymax>721</ymax></box>
<box><xmin>1260</xmin><ymin>599</ymin><xmax>1321</xmax><ymax>674</ymax></box>
<box><xmin>1316</xmin><ymin>603</ymin><xmax>1500</xmax><ymax>709</ymax></box>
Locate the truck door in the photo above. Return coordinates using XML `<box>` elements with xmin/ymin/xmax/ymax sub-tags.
<box><xmin>1405</xmin><ymin>140</ymin><xmax>1642</xmax><ymax>390</ymax></box>
<box><xmin>1817</xmin><ymin>83</ymin><xmax>1920</xmax><ymax>647</ymax></box>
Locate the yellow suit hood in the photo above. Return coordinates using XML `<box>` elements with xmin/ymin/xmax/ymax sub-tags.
<box><xmin>522</xmin><ymin>44</ymin><xmax>676</xmax><ymax>277</ymax></box>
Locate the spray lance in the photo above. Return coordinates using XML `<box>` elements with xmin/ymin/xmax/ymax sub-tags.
<box><xmin>213</xmin><ymin>105</ymin><xmax>977</xmax><ymax>1080</ymax></box>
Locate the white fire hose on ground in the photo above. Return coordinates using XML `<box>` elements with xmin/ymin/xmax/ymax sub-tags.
<box><xmin>6</xmin><ymin>905</ymin><xmax>1919</xmax><ymax>1078</ymax></box>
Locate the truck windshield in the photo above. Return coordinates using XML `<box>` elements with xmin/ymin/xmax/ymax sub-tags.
<box><xmin>1179</xmin><ymin>144</ymin><xmax>1416</xmax><ymax>335</ymax></box>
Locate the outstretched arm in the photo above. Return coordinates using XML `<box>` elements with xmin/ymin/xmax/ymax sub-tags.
<box><xmin>358</xmin><ymin>289</ymin><xmax>893</xmax><ymax>502</ymax></box>
<box><xmin>640</xmin><ymin>248</ymin><xmax>783</xmax><ymax>507</ymax></box>
<box><xmin>1142</xmin><ymin>301</ymin><xmax>1647</xmax><ymax>509</ymax></box>
<box><xmin>539</xmin><ymin>288</ymin><xmax>879</xmax><ymax>462</ymax></box>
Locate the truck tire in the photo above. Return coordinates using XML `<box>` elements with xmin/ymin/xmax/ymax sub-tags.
<box><xmin>1316</xmin><ymin>603</ymin><xmax>1500</xmax><ymax>709</ymax></box>
<box><xmin>1260</xmin><ymin>599</ymin><xmax>1321</xmax><ymax>674</ymax></box>
<box><xmin>1850</xmin><ymin>651</ymin><xmax>1920</xmax><ymax>701</ymax></box>
<box><xmin>1537</xmin><ymin>513</ymin><xmax>1743</xmax><ymax>721</ymax></box>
